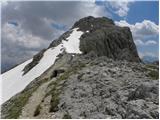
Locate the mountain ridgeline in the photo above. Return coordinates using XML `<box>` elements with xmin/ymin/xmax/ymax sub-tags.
<box><xmin>1</xmin><ymin>16</ymin><xmax>158</xmax><ymax>119</ymax></box>
<box><xmin>23</xmin><ymin>16</ymin><xmax>140</xmax><ymax>75</ymax></box>
<box><xmin>53</xmin><ymin>16</ymin><xmax>140</xmax><ymax>61</ymax></box>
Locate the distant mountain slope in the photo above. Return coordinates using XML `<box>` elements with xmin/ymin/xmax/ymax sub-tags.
<box><xmin>142</xmin><ymin>55</ymin><xmax>159</xmax><ymax>63</ymax></box>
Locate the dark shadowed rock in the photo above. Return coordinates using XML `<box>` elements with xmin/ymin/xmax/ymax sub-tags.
<box><xmin>48</xmin><ymin>30</ymin><xmax>72</xmax><ymax>48</ymax></box>
<box><xmin>23</xmin><ymin>49</ymin><xmax>46</xmax><ymax>75</ymax></box>
<box><xmin>72</xmin><ymin>16</ymin><xmax>141</xmax><ymax>62</ymax></box>
<box><xmin>50</xmin><ymin>69</ymin><xmax>65</xmax><ymax>78</ymax></box>
<box><xmin>72</xmin><ymin>16</ymin><xmax>115</xmax><ymax>32</ymax></box>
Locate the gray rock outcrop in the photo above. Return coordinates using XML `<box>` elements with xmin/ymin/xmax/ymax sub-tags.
<box><xmin>74</xmin><ymin>16</ymin><xmax>140</xmax><ymax>62</ymax></box>
<box><xmin>23</xmin><ymin>49</ymin><xmax>46</xmax><ymax>75</ymax></box>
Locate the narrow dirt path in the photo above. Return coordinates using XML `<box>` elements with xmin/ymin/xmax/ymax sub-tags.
<box><xmin>19</xmin><ymin>79</ymin><xmax>55</xmax><ymax>119</ymax></box>
<box><xmin>35</xmin><ymin>95</ymin><xmax>54</xmax><ymax>118</ymax></box>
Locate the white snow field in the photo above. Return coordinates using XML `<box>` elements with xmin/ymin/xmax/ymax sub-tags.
<box><xmin>1</xmin><ymin>28</ymin><xmax>84</xmax><ymax>104</ymax></box>
<box><xmin>62</xmin><ymin>28</ymin><xmax>83</xmax><ymax>53</ymax></box>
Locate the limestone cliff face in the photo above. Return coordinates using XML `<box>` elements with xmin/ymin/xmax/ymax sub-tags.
<box><xmin>73</xmin><ymin>16</ymin><xmax>140</xmax><ymax>62</ymax></box>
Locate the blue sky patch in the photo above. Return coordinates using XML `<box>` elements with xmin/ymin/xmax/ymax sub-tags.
<box><xmin>126</xmin><ymin>1</ymin><xmax>159</xmax><ymax>24</ymax></box>
<box><xmin>51</xmin><ymin>23</ymin><xmax>66</xmax><ymax>30</ymax></box>
<box><xmin>8</xmin><ymin>21</ymin><xmax>18</xmax><ymax>26</ymax></box>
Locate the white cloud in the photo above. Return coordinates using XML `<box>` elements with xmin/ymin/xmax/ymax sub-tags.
<box><xmin>134</xmin><ymin>39</ymin><xmax>157</xmax><ymax>46</ymax></box>
<box><xmin>115</xmin><ymin>20</ymin><xmax>159</xmax><ymax>37</ymax></box>
<box><xmin>107</xmin><ymin>1</ymin><xmax>132</xmax><ymax>17</ymax></box>
<box><xmin>2</xmin><ymin>23</ymin><xmax>49</xmax><ymax>49</ymax></box>
<box><xmin>1</xmin><ymin>22</ymin><xmax>51</xmax><ymax>72</ymax></box>
<box><xmin>115</xmin><ymin>20</ymin><xmax>130</xmax><ymax>26</ymax></box>
<box><xmin>115</xmin><ymin>20</ymin><xmax>159</xmax><ymax>45</ymax></box>
<box><xmin>115</xmin><ymin>20</ymin><xmax>159</xmax><ymax>46</ymax></box>
<box><xmin>115</xmin><ymin>20</ymin><xmax>159</xmax><ymax>59</ymax></box>
<box><xmin>134</xmin><ymin>20</ymin><xmax>159</xmax><ymax>36</ymax></box>
<box><xmin>134</xmin><ymin>39</ymin><xmax>144</xmax><ymax>46</ymax></box>
<box><xmin>145</xmin><ymin>40</ymin><xmax>157</xmax><ymax>45</ymax></box>
<box><xmin>78</xmin><ymin>2</ymin><xmax>107</xmax><ymax>18</ymax></box>
<box><xmin>139</xmin><ymin>51</ymin><xmax>158</xmax><ymax>59</ymax></box>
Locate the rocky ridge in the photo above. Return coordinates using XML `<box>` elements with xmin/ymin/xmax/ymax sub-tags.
<box><xmin>1</xmin><ymin>52</ymin><xmax>159</xmax><ymax>119</ymax></box>
<box><xmin>22</xmin><ymin>16</ymin><xmax>140</xmax><ymax>75</ymax></box>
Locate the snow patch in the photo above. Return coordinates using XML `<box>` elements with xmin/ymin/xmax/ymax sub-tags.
<box><xmin>1</xmin><ymin>28</ymin><xmax>83</xmax><ymax>104</ymax></box>
<box><xmin>1</xmin><ymin>46</ymin><xmax>62</xmax><ymax>104</ymax></box>
<box><xmin>62</xmin><ymin>28</ymin><xmax>83</xmax><ymax>53</ymax></box>
<box><xmin>1</xmin><ymin>59</ymin><xmax>32</xmax><ymax>104</ymax></box>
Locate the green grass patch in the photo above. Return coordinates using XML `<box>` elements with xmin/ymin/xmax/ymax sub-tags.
<box><xmin>49</xmin><ymin>93</ymin><xmax>60</xmax><ymax>112</ymax></box>
<box><xmin>144</xmin><ymin>64</ymin><xmax>159</xmax><ymax>80</ymax></box>
<box><xmin>145</xmin><ymin>64</ymin><xmax>158</xmax><ymax>70</ymax></box>
<box><xmin>148</xmin><ymin>70</ymin><xmax>159</xmax><ymax>80</ymax></box>
<box><xmin>1</xmin><ymin>87</ymin><xmax>37</xmax><ymax>119</ymax></box>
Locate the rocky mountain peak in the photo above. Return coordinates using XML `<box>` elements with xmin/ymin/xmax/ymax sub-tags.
<box><xmin>77</xmin><ymin>16</ymin><xmax>141</xmax><ymax>62</ymax></box>
<box><xmin>49</xmin><ymin>16</ymin><xmax>141</xmax><ymax>62</ymax></box>
<box><xmin>72</xmin><ymin>16</ymin><xmax>114</xmax><ymax>31</ymax></box>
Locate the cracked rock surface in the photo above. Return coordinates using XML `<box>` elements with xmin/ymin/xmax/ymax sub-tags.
<box><xmin>1</xmin><ymin>54</ymin><xmax>159</xmax><ymax>119</ymax></box>
<box><xmin>57</xmin><ymin>55</ymin><xmax>159</xmax><ymax>119</ymax></box>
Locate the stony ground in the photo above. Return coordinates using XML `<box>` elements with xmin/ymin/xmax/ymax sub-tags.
<box><xmin>19</xmin><ymin>79</ymin><xmax>55</xmax><ymax>119</ymax></box>
<box><xmin>57</xmin><ymin>57</ymin><xmax>159</xmax><ymax>119</ymax></box>
<box><xmin>1</xmin><ymin>54</ymin><xmax>159</xmax><ymax>119</ymax></box>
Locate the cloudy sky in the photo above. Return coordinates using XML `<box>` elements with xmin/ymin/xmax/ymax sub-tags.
<box><xmin>1</xmin><ymin>1</ymin><xmax>159</xmax><ymax>72</ymax></box>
